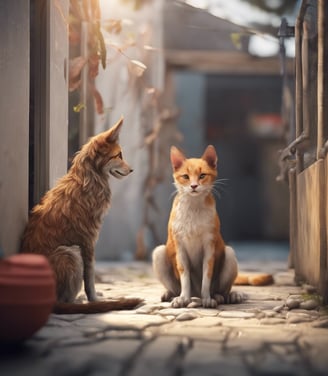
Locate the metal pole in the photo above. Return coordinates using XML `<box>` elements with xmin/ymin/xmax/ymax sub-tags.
<box><xmin>79</xmin><ymin>21</ymin><xmax>89</xmax><ymax>147</ymax></box>
<box><xmin>317</xmin><ymin>0</ymin><xmax>328</xmax><ymax>159</ymax></box>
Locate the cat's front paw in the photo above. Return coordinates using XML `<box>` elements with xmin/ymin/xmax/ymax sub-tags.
<box><xmin>226</xmin><ymin>291</ymin><xmax>243</xmax><ymax>304</ymax></box>
<box><xmin>214</xmin><ymin>294</ymin><xmax>225</xmax><ymax>305</ymax></box>
<box><xmin>201</xmin><ymin>297</ymin><xmax>217</xmax><ymax>308</ymax></box>
<box><xmin>171</xmin><ymin>296</ymin><xmax>191</xmax><ymax>308</ymax></box>
<box><xmin>161</xmin><ymin>290</ymin><xmax>175</xmax><ymax>302</ymax></box>
<box><xmin>86</xmin><ymin>288</ymin><xmax>99</xmax><ymax>302</ymax></box>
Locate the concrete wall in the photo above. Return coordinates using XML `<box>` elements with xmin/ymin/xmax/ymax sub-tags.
<box><xmin>47</xmin><ymin>0</ymin><xmax>69</xmax><ymax>190</ymax></box>
<box><xmin>0</xmin><ymin>1</ymin><xmax>30</xmax><ymax>257</ymax></box>
<box><xmin>95</xmin><ymin>0</ymin><xmax>165</xmax><ymax>260</ymax></box>
<box><xmin>0</xmin><ymin>0</ymin><xmax>69</xmax><ymax>257</ymax></box>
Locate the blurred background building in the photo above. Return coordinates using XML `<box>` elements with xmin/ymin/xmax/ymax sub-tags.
<box><xmin>2</xmin><ymin>0</ymin><xmax>328</xmax><ymax>302</ymax></box>
<box><xmin>86</xmin><ymin>0</ymin><xmax>298</xmax><ymax>258</ymax></box>
<box><xmin>1</xmin><ymin>0</ymin><xmax>299</xmax><ymax>261</ymax></box>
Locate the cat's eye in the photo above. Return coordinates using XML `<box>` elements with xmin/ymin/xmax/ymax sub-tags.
<box><xmin>181</xmin><ymin>174</ymin><xmax>189</xmax><ymax>180</ymax></box>
<box><xmin>113</xmin><ymin>152</ymin><xmax>122</xmax><ymax>159</ymax></box>
<box><xmin>199</xmin><ymin>173</ymin><xmax>206</xmax><ymax>179</ymax></box>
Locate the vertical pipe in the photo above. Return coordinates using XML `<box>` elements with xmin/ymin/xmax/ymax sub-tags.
<box><xmin>295</xmin><ymin>15</ymin><xmax>304</xmax><ymax>173</ymax></box>
<box><xmin>79</xmin><ymin>21</ymin><xmax>89</xmax><ymax>147</ymax></box>
<box><xmin>317</xmin><ymin>0</ymin><xmax>327</xmax><ymax>159</ymax></box>
<box><xmin>301</xmin><ymin>20</ymin><xmax>310</xmax><ymax>147</ymax></box>
<box><xmin>317</xmin><ymin>0</ymin><xmax>328</xmax><ymax>305</ymax></box>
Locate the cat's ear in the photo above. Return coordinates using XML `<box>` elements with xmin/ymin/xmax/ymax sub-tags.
<box><xmin>170</xmin><ymin>146</ymin><xmax>186</xmax><ymax>171</ymax></box>
<box><xmin>202</xmin><ymin>145</ymin><xmax>217</xmax><ymax>168</ymax></box>
<box><xmin>105</xmin><ymin>116</ymin><xmax>124</xmax><ymax>143</ymax></box>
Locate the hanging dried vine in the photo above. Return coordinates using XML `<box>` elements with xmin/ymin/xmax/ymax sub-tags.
<box><xmin>69</xmin><ymin>0</ymin><xmax>106</xmax><ymax>114</ymax></box>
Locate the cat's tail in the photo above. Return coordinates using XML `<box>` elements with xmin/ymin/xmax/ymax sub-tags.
<box><xmin>234</xmin><ymin>273</ymin><xmax>274</xmax><ymax>286</ymax></box>
<box><xmin>52</xmin><ymin>298</ymin><xmax>143</xmax><ymax>314</ymax></box>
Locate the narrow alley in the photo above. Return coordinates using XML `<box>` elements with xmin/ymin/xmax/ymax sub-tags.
<box><xmin>1</xmin><ymin>244</ymin><xmax>328</xmax><ymax>376</ymax></box>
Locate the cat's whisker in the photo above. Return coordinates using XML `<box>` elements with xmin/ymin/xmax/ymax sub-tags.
<box><xmin>215</xmin><ymin>182</ymin><xmax>228</xmax><ymax>188</ymax></box>
<box><xmin>214</xmin><ymin>185</ymin><xmax>228</xmax><ymax>194</ymax></box>
<box><xmin>215</xmin><ymin>183</ymin><xmax>229</xmax><ymax>192</ymax></box>
<box><xmin>169</xmin><ymin>186</ymin><xmax>178</xmax><ymax>201</ymax></box>
<box><xmin>215</xmin><ymin>178</ymin><xmax>229</xmax><ymax>181</ymax></box>
<box><xmin>214</xmin><ymin>178</ymin><xmax>229</xmax><ymax>187</ymax></box>
<box><xmin>212</xmin><ymin>187</ymin><xmax>222</xmax><ymax>199</ymax></box>
<box><xmin>212</xmin><ymin>178</ymin><xmax>229</xmax><ymax>196</ymax></box>
<box><xmin>169</xmin><ymin>191</ymin><xmax>177</xmax><ymax>200</ymax></box>
<box><xmin>217</xmin><ymin>187</ymin><xmax>230</xmax><ymax>196</ymax></box>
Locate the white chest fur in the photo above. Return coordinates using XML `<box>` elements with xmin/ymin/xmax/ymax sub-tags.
<box><xmin>172</xmin><ymin>194</ymin><xmax>216</xmax><ymax>264</ymax></box>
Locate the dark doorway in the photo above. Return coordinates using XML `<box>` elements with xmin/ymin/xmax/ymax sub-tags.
<box><xmin>206</xmin><ymin>74</ymin><xmax>289</xmax><ymax>241</ymax></box>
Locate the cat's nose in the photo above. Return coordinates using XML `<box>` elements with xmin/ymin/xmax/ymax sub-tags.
<box><xmin>190</xmin><ymin>184</ymin><xmax>198</xmax><ymax>190</ymax></box>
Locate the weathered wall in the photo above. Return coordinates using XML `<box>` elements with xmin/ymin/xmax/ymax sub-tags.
<box><xmin>0</xmin><ymin>1</ymin><xmax>30</xmax><ymax>256</ymax></box>
<box><xmin>47</xmin><ymin>0</ymin><xmax>69</xmax><ymax>190</ymax></box>
<box><xmin>95</xmin><ymin>0</ymin><xmax>165</xmax><ymax>260</ymax></box>
<box><xmin>292</xmin><ymin>157</ymin><xmax>328</xmax><ymax>299</ymax></box>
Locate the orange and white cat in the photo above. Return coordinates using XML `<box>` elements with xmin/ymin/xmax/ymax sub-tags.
<box><xmin>153</xmin><ymin>145</ymin><xmax>242</xmax><ymax>308</ymax></box>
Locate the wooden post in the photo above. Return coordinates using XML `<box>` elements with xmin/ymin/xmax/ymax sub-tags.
<box><xmin>288</xmin><ymin>168</ymin><xmax>297</xmax><ymax>270</ymax></box>
<box><xmin>317</xmin><ymin>0</ymin><xmax>328</xmax><ymax>159</ymax></box>
<box><xmin>318</xmin><ymin>159</ymin><xmax>327</xmax><ymax>303</ymax></box>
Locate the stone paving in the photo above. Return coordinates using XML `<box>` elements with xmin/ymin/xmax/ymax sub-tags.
<box><xmin>1</xmin><ymin>253</ymin><xmax>328</xmax><ymax>376</ymax></box>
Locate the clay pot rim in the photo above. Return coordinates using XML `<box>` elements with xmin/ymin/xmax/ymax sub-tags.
<box><xmin>1</xmin><ymin>254</ymin><xmax>50</xmax><ymax>264</ymax></box>
<box><xmin>0</xmin><ymin>299</ymin><xmax>55</xmax><ymax>306</ymax></box>
<box><xmin>0</xmin><ymin>272</ymin><xmax>54</xmax><ymax>278</ymax></box>
<box><xmin>0</xmin><ymin>278</ymin><xmax>54</xmax><ymax>288</ymax></box>
<box><xmin>0</xmin><ymin>265</ymin><xmax>51</xmax><ymax>272</ymax></box>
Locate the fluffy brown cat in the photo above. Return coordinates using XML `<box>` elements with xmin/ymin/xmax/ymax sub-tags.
<box><xmin>21</xmin><ymin>117</ymin><xmax>142</xmax><ymax>314</ymax></box>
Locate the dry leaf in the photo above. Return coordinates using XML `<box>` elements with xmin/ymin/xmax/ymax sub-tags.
<box><xmin>230</xmin><ymin>33</ymin><xmax>242</xmax><ymax>50</ymax></box>
<box><xmin>143</xmin><ymin>44</ymin><xmax>157</xmax><ymax>51</ymax></box>
<box><xmin>69</xmin><ymin>56</ymin><xmax>88</xmax><ymax>91</ymax></box>
<box><xmin>92</xmin><ymin>87</ymin><xmax>104</xmax><ymax>114</ymax></box>
<box><xmin>73</xmin><ymin>103</ymin><xmax>86</xmax><ymax>112</ymax></box>
<box><xmin>135</xmin><ymin>228</ymin><xmax>147</xmax><ymax>260</ymax></box>
<box><xmin>104</xmin><ymin>19</ymin><xmax>122</xmax><ymax>34</ymax></box>
<box><xmin>131</xmin><ymin>0</ymin><xmax>152</xmax><ymax>11</ymax></box>
<box><xmin>129</xmin><ymin>59</ymin><xmax>147</xmax><ymax>77</ymax></box>
<box><xmin>69</xmin><ymin>79</ymin><xmax>81</xmax><ymax>92</ymax></box>
<box><xmin>88</xmin><ymin>54</ymin><xmax>100</xmax><ymax>78</ymax></box>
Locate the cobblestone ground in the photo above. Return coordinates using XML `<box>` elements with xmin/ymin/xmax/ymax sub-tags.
<box><xmin>1</xmin><ymin>252</ymin><xmax>328</xmax><ymax>376</ymax></box>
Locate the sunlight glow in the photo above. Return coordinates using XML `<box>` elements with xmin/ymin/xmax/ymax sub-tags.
<box><xmin>184</xmin><ymin>0</ymin><xmax>282</xmax><ymax>28</ymax></box>
<box><xmin>248</xmin><ymin>34</ymin><xmax>279</xmax><ymax>57</ymax></box>
<box><xmin>185</xmin><ymin>0</ymin><xmax>209</xmax><ymax>9</ymax></box>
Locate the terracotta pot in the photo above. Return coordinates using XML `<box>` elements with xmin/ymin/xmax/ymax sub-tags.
<box><xmin>0</xmin><ymin>254</ymin><xmax>56</xmax><ymax>343</ymax></box>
